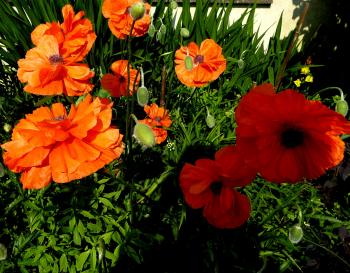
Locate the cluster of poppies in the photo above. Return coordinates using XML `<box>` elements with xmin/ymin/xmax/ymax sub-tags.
<box><xmin>2</xmin><ymin>0</ymin><xmax>350</xmax><ymax>231</ymax></box>
<box><xmin>1</xmin><ymin>1</ymin><xmax>168</xmax><ymax>189</ymax></box>
<box><xmin>180</xmin><ymin>83</ymin><xmax>350</xmax><ymax>228</ymax></box>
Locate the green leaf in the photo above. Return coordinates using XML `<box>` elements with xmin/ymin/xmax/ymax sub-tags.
<box><xmin>73</xmin><ymin>228</ymin><xmax>81</xmax><ymax>246</ymax></box>
<box><xmin>59</xmin><ymin>254</ymin><xmax>68</xmax><ymax>272</ymax></box>
<box><xmin>76</xmin><ymin>250</ymin><xmax>90</xmax><ymax>272</ymax></box>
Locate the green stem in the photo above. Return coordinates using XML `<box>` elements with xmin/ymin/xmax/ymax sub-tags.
<box><xmin>125</xmin><ymin>20</ymin><xmax>136</xmax><ymax>157</ymax></box>
<box><xmin>314</xmin><ymin>86</ymin><xmax>345</xmax><ymax>100</ymax></box>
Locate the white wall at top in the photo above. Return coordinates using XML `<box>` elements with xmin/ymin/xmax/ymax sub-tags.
<box><xmin>152</xmin><ymin>0</ymin><xmax>328</xmax><ymax>48</ymax></box>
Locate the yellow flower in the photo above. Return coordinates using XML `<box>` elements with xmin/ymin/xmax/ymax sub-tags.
<box><xmin>301</xmin><ymin>66</ymin><xmax>310</xmax><ymax>75</ymax></box>
<box><xmin>305</xmin><ymin>75</ymin><xmax>313</xmax><ymax>83</ymax></box>
<box><xmin>294</xmin><ymin>79</ymin><xmax>302</xmax><ymax>87</ymax></box>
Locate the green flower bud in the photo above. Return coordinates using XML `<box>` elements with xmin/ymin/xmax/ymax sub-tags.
<box><xmin>237</xmin><ymin>59</ymin><xmax>245</xmax><ymax>69</ymax></box>
<box><xmin>336</xmin><ymin>99</ymin><xmax>348</xmax><ymax>117</ymax></box>
<box><xmin>137</xmin><ymin>86</ymin><xmax>149</xmax><ymax>107</ymax></box>
<box><xmin>0</xmin><ymin>243</ymin><xmax>7</xmax><ymax>261</ymax></box>
<box><xmin>97</xmin><ymin>239</ymin><xmax>105</xmax><ymax>263</ymax></box>
<box><xmin>180</xmin><ymin>27</ymin><xmax>190</xmax><ymax>38</ymax></box>
<box><xmin>206</xmin><ymin>107</ymin><xmax>216</xmax><ymax>128</ymax></box>
<box><xmin>288</xmin><ymin>224</ymin><xmax>303</xmax><ymax>244</ymax></box>
<box><xmin>0</xmin><ymin>163</ymin><xmax>5</xmax><ymax>178</ymax></box>
<box><xmin>148</xmin><ymin>24</ymin><xmax>156</xmax><ymax>37</ymax></box>
<box><xmin>159</xmin><ymin>24</ymin><xmax>166</xmax><ymax>35</ymax></box>
<box><xmin>133</xmin><ymin>123</ymin><xmax>155</xmax><ymax>148</ymax></box>
<box><xmin>170</xmin><ymin>1</ymin><xmax>178</xmax><ymax>9</ymax></box>
<box><xmin>156</xmin><ymin>30</ymin><xmax>163</xmax><ymax>41</ymax></box>
<box><xmin>130</xmin><ymin>2</ymin><xmax>145</xmax><ymax>21</ymax></box>
<box><xmin>184</xmin><ymin>56</ymin><xmax>193</xmax><ymax>70</ymax></box>
<box><xmin>3</xmin><ymin>123</ymin><xmax>12</xmax><ymax>133</ymax></box>
<box><xmin>97</xmin><ymin>88</ymin><xmax>110</xmax><ymax>98</ymax></box>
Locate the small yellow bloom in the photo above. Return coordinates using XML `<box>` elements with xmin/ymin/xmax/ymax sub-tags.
<box><xmin>305</xmin><ymin>75</ymin><xmax>313</xmax><ymax>83</ymax></box>
<box><xmin>301</xmin><ymin>66</ymin><xmax>310</xmax><ymax>74</ymax></box>
<box><xmin>294</xmin><ymin>79</ymin><xmax>302</xmax><ymax>87</ymax></box>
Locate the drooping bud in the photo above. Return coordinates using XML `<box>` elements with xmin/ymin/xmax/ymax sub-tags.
<box><xmin>133</xmin><ymin>122</ymin><xmax>156</xmax><ymax>148</ymax></box>
<box><xmin>137</xmin><ymin>66</ymin><xmax>149</xmax><ymax>107</ymax></box>
<box><xmin>184</xmin><ymin>56</ymin><xmax>193</xmax><ymax>70</ymax></box>
<box><xmin>0</xmin><ymin>163</ymin><xmax>5</xmax><ymax>178</ymax></box>
<box><xmin>3</xmin><ymin>123</ymin><xmax>12</xmax><ymax>133</ymax></box>
<box><xmin>237</xmin><ymin>59</ymin><xmax>245</xmax><ymax>69</ymax></box>
<box><xmin>170</xmin><ymin>1</ymin><xmax>178</xmax><ymax>9</ymax></box>
<box><xmin>148</xmin><ymin>23</ymin><xmax>156</xmax><ymax>37</ymax></box>
<box><xmin>288</xmin><ymin>224</ymin><xmax>303</xmax><ymax>244</ymax></box>
<box><xmin>206</xmin><ymin>107</ymin><xmax>216</xmax><ymax>128</ymax></box>
<box><xmin>180</xmin><ymin>27</ymin><xmax>190</xmax><ymax>38</ymax></box>
<box><xmin>137</xmin><ymin>86</ymin><xmax>149</xmax><ymax>107</ymax></box>
<box><xmin>130</xmin><ymin>2</ymin><xmax>146</xmax><ymax>21</ymax></box>
<box><xmin>0</xmin><ymin>243</ymin><xmax>7</xmax><ymax>261</ymax></box>
<box><xmin>335</xmin><ymin>89</ymin><xmax>348</xmax><ymax>117</ymax></box>
<box><xmin>159</xmin><ymin>24</ymin><xmax>167</xmax><ymax>35</ymax></box>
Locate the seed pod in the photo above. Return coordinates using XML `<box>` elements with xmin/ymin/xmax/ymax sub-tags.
<box><xmin>130</xmin><ymin>2</ymin><xmax>145</xmax><ymax>20</ymax></box>
<box><xmin>137</xmin><ymin>86</ymin><xmax>149</xmax><ymax>107</ymax></box>
<box><xmin>237</xmin><ymin>59</ymin><xmax>245</xmax><ymax>69</ymax></box>
<box><xmin>336</xmin><ymin>99</ymin><xmax>349</xmax><ymax>117</ymax></box>
<box><xmin>133</xmin><ymin>123</ymin><xmax>155</xmax><ymax>148</ymax></box>
<box><xmin>288</xmin><ymin>224</ymin><xmax>303</xmax><ymax>244</ymax></box>
<box><xmin>180</xmin><ymin>28</ymin><xmax>190</xmax><ymax>38</ymax></box>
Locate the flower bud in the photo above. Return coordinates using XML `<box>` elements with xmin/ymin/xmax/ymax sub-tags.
<box><xmin>159</xmin><ymin>24</ymin><xmax>167</xmax><ymax>35</ymax></box>
<box><xmin>288</xmin><ymin>224</ymin><xmax>303</xmax><ymax>244</ymax></box>
<box><xmin>170</xmin><ymin>1</ymin><xmax>178</xmax><ymax>9</ymax></box>
<box><xmin>133</xmin><ymin>123</ymin><xmax>155</xmax><ymax>148</ymax></box>
<box><xmin>130</xmin><ymin>2</ymin><xmax>145</xmax><ymax>21</ymax></box>
<box><xmin>180</xmin><ymin>28</ymin><xmax>190</xmax><ymax>38</ymax></box>
<box><xmin>206</xmin><ymin>107</ymin><xmax>215</xmax><ymax>128</ymax></box>
<box><xmin>336</xmin><ymin>99</ymin><xmax>349</xmax><ymax>117</ymax></box>
<box><xmin>0</xmin><ymin>243</ymin><xmax>7</xmax><ymax>261</ymax></box>
<box><xmin>0</xmin><ymin>163</ymin><xmax>5</xmax><ymax>178</ymax></box>
<box><xmin>148</xmin><ymin>24</ymin><xmax>156</xmax><ymax>37</ymax></box>
<box><xmin>137</xmin><ymin>86</ymin><xmax>149</xmax><ymax>107</ymax></box>
<box><xmin>237</xmin><ymin>59</ymin><xmax>245</xmax><ymax>69</ymax></box>
<box><xmin>3</xmin><ymin>123</ymin><xmax>12</xmax><ymax>133</ymax></box>
<box><xmin>184</xmin><ymin>56</ymin><xmax>193</xmax><ymax>70</ymax></box>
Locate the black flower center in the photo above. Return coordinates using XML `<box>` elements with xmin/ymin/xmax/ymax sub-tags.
<box><xmin>49</xmin><ymin>54</ymin><xmax>63</xmax><ymax>64</ymax></box>
<box><xmin>194</xmin><ymin>55</ymin><xmax>204</xmax><ymax>64</ymax></box>
<box><xmin>210</xmin><ymin>181</ymin><xmax>222</xmax><ymax>195</ymax></box>
<box><xmin>119</xmin><ymin>76</ymin><xmax>126</xmax><ymax>83</ymax></box>
<box><xmin>281</xmin><ymin>127</ymin><xmax>304</xmax><ymax>148</ymax></box>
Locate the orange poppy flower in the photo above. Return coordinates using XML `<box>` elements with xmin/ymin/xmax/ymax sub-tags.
<box><xmin>235</xmin><ymin>83</ymin><xmax>350</xmax><ymax>183</ymax></box>
<box><xmin>17</xmin><ymin>35</ymin><xmax>94</xmax><ymax>96</ymax></box>
<box><xmin>175</xmin><ymin>39</ymin><xmax>226</xmax><ymax>87</ymax></box>
<box><xmin>101</xmin><ymin>60</ymin><xmax>140</xmax><ymax>97</ymax></box>
<box><xmin>138</xmin><ymin>103</ymin><xmax>172</xmax><ymax>144</ymax></box>
<box><xmin>102</xmin><ymin>0</ymin><xmax>151</xmax><ymax>39</ymax></box>
<box><xmin>179</xmin><ymin>146</ymin><xmax>255</xmax><ymax>229</ymax></box>
<box><xmin>31</xmin><ymin>4</ymin><xmax>96</xmax><ymax>63</ymax></box>
<box><xmin>1</xmin><ymin>95</ymin><xmax>124</xmax><ymax>189</ymax></box>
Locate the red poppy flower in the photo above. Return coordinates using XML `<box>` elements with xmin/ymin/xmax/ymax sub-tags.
<box><xmin>179</xmin><ymin>146</ymin><xmax>256</xmax><ymax>229</ymax></box>
<box><xmin>17</xmin><ymin>35</ymin><xmax>94</xmax><ymax>96</ymax></box>
<box><xmin>31</xmin><ymin>4</ymin><xmax>96</xmax><ymax>63</ymax></box>
<box><xmin>235</xmin><ymin>83</ymin><xmax>350</xmax><ymax>183</ymax></box>
<box><xmin>175</xmin><ymin>39</ymin><xmax>226</xmax><ymax>87</ymax></box>
<box><xmin>101</xmin><ymin>60</ymin><xmax>140</xmax><ymax>97</ymax></box>
<box><xmin>102</xmin><ymin>0</ymin><xmax>151</xmax><ymax>39</ymax></box>
<box><xmin>1</xmin><ymin>95</ymin><xmax>124</xmax><ymax>189</ymax></box>
<box><xmin>138</xmin><ymin>103</ymin><xmax>172</xmax><ymax>144</ymax></box>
